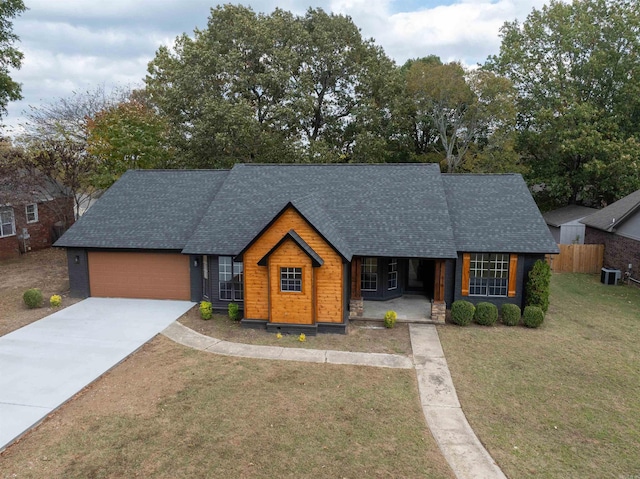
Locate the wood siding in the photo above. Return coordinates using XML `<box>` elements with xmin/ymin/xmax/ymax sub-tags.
<box><xmin>268</xmin><ymin>240</ymin><xmax>313</xmax><ymax>324</ymax></box>
<box><xmin>243</xmin><ymin>207</ymin><xmax>344</xmax><ymax>323</ymax></box>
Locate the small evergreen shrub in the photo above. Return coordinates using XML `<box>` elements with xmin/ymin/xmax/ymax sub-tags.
<box><xmin>23</xmin><ymin>288</ymin><xmax>43</xmax><ymax>309</ymax></box>
<box><xmin>523</xmin><ymin>305</ymin><xmax>544</xmax><ymax>328</ymax></box>
<box><xmin>49</xmin><ymin>294</ymin><xmax>62</xmax><ymax>307</ymax></box>
<box><xmin>384</xmin><ymin>310</ymin><xmax>397</xmax><ymax>328</ymax></box>
<box><xmin>500</xmin><ymin>303</ymin><xmax>521</xmax><ymax>326</ymax></box>
<box><xmin>228</xmin><ymin>302</ymin><xmax>240</xmax><ymax>321</ymax></box>
<box><xmin>199</xmin><ymin>301</ymin><xmax>213</xmax><ymax>320</ymax></box>
<box><xmin>526</xmin><ymin>260</ymin><xmax>551</xmax><ymax>312</ymax></box>
<box><xmin>451</xmin><ymin>300</ymin><xmax>475</xmax><ymax>326</ymax></box>
<box><xmin>474</xmin><ymin>302</ymin><xmax>498</xmax><ymax>326</ymax></box>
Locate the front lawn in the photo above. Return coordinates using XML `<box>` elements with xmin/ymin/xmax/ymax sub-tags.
<box><xmin>0</xmin><ymin>336</ymin><xmax>454</xmax><ymax>479</ymax></box>
<box><xmin>438</xmin><ymin>274</ymin><xmax>640</xmax><ymax>478</ymax></box>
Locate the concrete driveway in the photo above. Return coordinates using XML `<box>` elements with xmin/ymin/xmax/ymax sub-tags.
<box><xmin>0</xmin><ymin>297</ymin><xmax>194</xmax><ymax>451</ymax></box>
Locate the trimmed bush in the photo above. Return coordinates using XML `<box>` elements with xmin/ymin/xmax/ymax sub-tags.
<box><xmin>228</xmin><ymin>302</ymin><xmax>240</xmax><ymax>321</ymax></box>
<box><xmin>451</xmin><ymin>300</ymin><xmax>475</xmax><ymax>326</ymax></box>
<box><xmin>526</xmin><ymin>260</ymin><xmax>551</xmax><ymax>312</ymax></box>
<box><xmin>501</xmin><ymin>303</ymin><xmax>521</xmax><ymax>326</ymax></box>
<box><xmin>384</xmin><ymin>310</ymin><xmax>397</xmax><ymax>328</ymax></box>
<box><xmin>199</xmin><ymin>301</ymin><xmax>213</xmax><ymax>320</ymax></box>
<box><xmin>474</xmin><ymin>302</ymin><xmax>498</xmax><ymax>326</ymax></box>
<box><xmin>523</xmin><ymin>305</ymin><xmax>544</xmax><ymax>328</ymax></box>
<box><xmin>50</xmin><ymin>294</ymin><xmax>62</xmax><ymax>307</ymax></box>
<box><xmin>23</xmin><ymin>288</ymin><xmax>43</xmax><ymax>309</ymax></box>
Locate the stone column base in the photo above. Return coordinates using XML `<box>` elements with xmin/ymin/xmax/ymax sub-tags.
<box><xmin>431</xmin><ymin>301</ymin><xmax>446</xmax><ymax>323</ymax></box>
<box><xmin>349</xmin><ymin>298</ymin><xmax>364</xmax><ymax>318</ymax></box>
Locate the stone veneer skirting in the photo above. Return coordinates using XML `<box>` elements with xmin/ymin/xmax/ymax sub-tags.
<box><xmin>349</xmin><ymin>298</ymin><xmax>364</xmax><ymax>318</ymax></box>
<box><xmin>431</xmin><ymin>302</ymin><xmax>446</xmax><ymax>323</ymax></box>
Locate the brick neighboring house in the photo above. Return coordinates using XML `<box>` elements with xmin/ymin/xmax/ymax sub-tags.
<box><xmin>581</xmin><ymin>189</ymin><xmax>640</xmax><ymax>278</ymax></box>
<box><xmin>0</xmin><ymin>178</ymin><xmax>75</xmax><ymax>260</ymax></box>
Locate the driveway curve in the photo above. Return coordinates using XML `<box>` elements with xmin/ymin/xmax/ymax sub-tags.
<box><xmin>0</xmin><ymin>298</ymin><xmax>194</xmax><ymax>451</ymax></box>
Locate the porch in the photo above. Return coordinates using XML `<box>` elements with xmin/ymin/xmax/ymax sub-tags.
<box><xmin>361</xmin><ymin>296</ymin><xmax>432</xmax><ymax>323</ymax></box>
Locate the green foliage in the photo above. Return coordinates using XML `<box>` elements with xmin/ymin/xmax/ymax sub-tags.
<box><xmin>87</xmin><ymin>95</ymin><xmax>173</xmax><ymax>189</ymax></box>
<box><xmin>228</xmin><ymin>302</ymin><xmax>240</xmax><ymax>321</ymax></box>
<box><xmin>523</xmin><ymin>305</ymin><xmax>544</xmax><ymax>328</ymax></box>
<box><xmin>526</xmin><ymin>260</ymin><xmax>552</xmax><ymax>312</ymax></box>
<box><xmin>451</xmin><ymin>300</ymin><xmax>475</xmax><ymax>326</ymax></box>
<box><xmin>384</xmin><ymin>310</ymin><xmax>397</xmax><ymax>329</ymax></box>
<box><xmin>500</xmin><ymin>303</ymin><xmax>521</xmax><ymax>326</ymax></box>
<box><xmin>486</xmin><ymin>0</ymin><xmax>640</xmax><ymax>206</ymax></box>
<box><xmin>473</xmin><ymin>302</ymin><xmax>498</xmax><ymax>326</ymax></box>
<box><xmin>145</xmin><ymin>5</ymin><xmax>396</xmax><ymax>167</ymax></box>
<box><xmin>199</xmin><ymin>301</ymin><xmax>213</xmax><ymax>320</ymax></box>
<box><xmin>0</xmin><ymin>0</ymin><xmax>26</xmax><ymax>118</ymax></box>
<box><xmin>23</xmin><ymin>288</ymin><xmax>43</xmax><ymax>309</ymax></box>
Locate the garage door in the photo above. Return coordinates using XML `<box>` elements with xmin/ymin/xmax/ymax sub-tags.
<box><xmin>88</xmin><ymin>252</ymin><xmax>191</xmax><ymax>300</ymax></box>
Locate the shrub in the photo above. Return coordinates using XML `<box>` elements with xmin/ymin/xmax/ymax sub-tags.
<box><xmin>199</xmin><ymin>301</ymin><xmax>213</xmax><ymax>320</ymax></box>
<box><xmin>501</xmin><ymin>303</ymin><xmax>521</xmax><ymax>326</ymax></box>
<box><xmin>298</xmin><ymin>333</ymin><xmax>306</xmax><ymax>342</ymax></box>
<box><xmin>526</xmin><ymin>260</ymin><xmax>551</xmax><ymax>312</ymax></box>
<box><xmin>474</xmin><ymin>302</ymin><xmax>498</xmax><ymax>326</ymax></box>
<box><xmin>23</xmin><ymin>288</ymin><xmax>43</xmax><ymax>309</ymax></box>
<box><xmin>523</xmin><ymin>305</ymin><xmax>544</xmax><ymax>328</ymax></box>
<box><xmin>49</xmin><ymin>294</ymin><xmax>62</xmax><ymax>307</ymax></box>
<box><xmin>451</xmin><ymin>300</ymin><xmax>475</xmax><ymax>326</ymax></box>
<box><xmin>228</xmin><ymin>302</ymin><xmax>240</xmax><ymax>321</ymax></box>
<box><xmin>384</xmin><ymin>310</ymin><xmax>397</xmax><ymax>328</ymax></box>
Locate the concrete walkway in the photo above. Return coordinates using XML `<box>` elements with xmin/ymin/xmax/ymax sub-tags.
<box><xmin>0</xmin><ymin>298</ymin><xmax>194</xmax><ymax>451</ymax></box>
<box><xmin>163</xmin><ymin>321</ymin><xmax>507</xmax><ymax>479</ymax></box>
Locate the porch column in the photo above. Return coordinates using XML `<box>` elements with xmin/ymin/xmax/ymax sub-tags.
<box><xmin>432</xmin><ymin>259</ymin><xmax>446</xmax><ymax>323</ymax></box>
<box><xmin>349</xmin><ymin>256</ymin><xmax>364</xmax><ymax>318</ymax></box>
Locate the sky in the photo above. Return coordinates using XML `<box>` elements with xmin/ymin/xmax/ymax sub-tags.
<box><xmin>3</xmin><ymin>0</ymin><xmax>550</xmax><ymax>135</ymax></box>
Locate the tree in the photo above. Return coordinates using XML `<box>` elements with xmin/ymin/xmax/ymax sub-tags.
<box><xmin>486</xmin><ymin>0</ymin><xmax>640</xmax><ymax>206</ymax></box>
<box><xmin>87</xmin><ymin>94</ymin><xmax>173</xmax><ymax>188</ymax></box>
<box><xmin>0</xmin><ymin>0</ymin><xmax>26</xmax><ymax>120</ymax></box>
<box><xmin>145</xmin><ymin>5</ymin><xmax>396</xmax><ymax>167</ymax></box>
<box><xmin>404</xmin><ymin>60</ymin><xmax>516</xmax><ymax>172</ymax></box>
<box><xmin>16</xmin><ymin>86</ymin><xmax>129</xmax><ymax>217</ymax></box>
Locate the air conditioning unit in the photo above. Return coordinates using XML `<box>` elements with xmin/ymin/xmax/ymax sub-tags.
<box><xmin>601</xmin><ymin>268</ymin><xmax>621</xmax><ymax>285</ymax></box>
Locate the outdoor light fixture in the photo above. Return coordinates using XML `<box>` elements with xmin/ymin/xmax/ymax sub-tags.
<box><xmin>193</xmin><ymin>258</ymin><xmax>199</xmax><ymax>268</ymax></box>
<box><xmin>74</xmin><ymin>255</ymin><xmax>80</xmax><ymax>264</ymax></box>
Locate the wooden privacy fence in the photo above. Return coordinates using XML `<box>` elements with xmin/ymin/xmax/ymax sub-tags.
<box><xmin>546</xmin><ymin>244</ymin><xmax>604</xmax><ymax>273</ymax></box>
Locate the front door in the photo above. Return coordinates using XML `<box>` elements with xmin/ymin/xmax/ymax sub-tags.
<box><xmin>406</xmin><ymin>259</ymin><xmax>435</xmax><ymax>298</ymax></box>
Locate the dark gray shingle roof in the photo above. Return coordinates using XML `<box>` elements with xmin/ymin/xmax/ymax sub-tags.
<box><xmin>55</xmin><ymin>169</ymin><xmax>230</xmax><ymax>249</ymax></box>
<box><xmin>543</xmin><ymin>205</ymin><xmax>598</xmax><ymax>227</ymax></box>
<box><xmin>183</xmin><ymin>163</ymin><xmax>459</xmax><ymax>258</ymax></box>
<box><xmin>581</xmin><ymin>189</ymin><xmax>640</xmax><ymax>232</ymax></box>
<box><xmin>443</xmin><ymin>174</ymin><xmax>559</xmax><ymax>254</ymax></box>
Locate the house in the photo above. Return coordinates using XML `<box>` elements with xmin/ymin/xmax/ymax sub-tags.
<box><xmin>542</xmin><ymin>205</ymin><xmax>597</xmax><ymax>244</ymax></box>
<box><xmin>0</xmin><ymin>176</ymin><xmax>75</xmax><ymax>260</ymax></box>
<box><xmin>54</xmin><ymin>164</ymin><xmax>558</xmax><ymax>333</ymax></box>
<box><xmin>581</xmin><ymin>189</ymin><xmax>640</xmax><ymax>277</ymax></box>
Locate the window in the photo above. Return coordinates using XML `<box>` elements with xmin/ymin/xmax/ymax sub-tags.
<box><xmin>469</xmin><ymin>253</ymin><xmax>509</xmax><ymax>297</ymax></box>
<box><xmin>361</xmin><ymin>257</ymin><xmax>377</xmax><ymax>291</ymax></box>
<box><xmin>219</xmin><ymin>256</ymin><xmax>243</xmax><ymax>301</ymax></box>
<box><xmin>0</xmin><ymin>208</ymin><xmax>15</xmax><ymax>238</ymax></box>
<box><xmin>388</xmin><ymin>258</ymin><xmax>398</xmax><ymax>290</ymax></box>
<box><xmin>25</xmin><ymin>204</ymin><xmax>38</xmax><ymax>223</ymax></box>
<box><xmin>281</xmin><ymin>267</ymin><xmax>302</xmax><ymax>292</ymax></box>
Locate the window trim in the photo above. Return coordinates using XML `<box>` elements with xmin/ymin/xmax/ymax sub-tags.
<box><xmin>218</xmin><ymin>256</ymin><xmax>243</xmax><ymax>301</ymax></box>
<box><xmin>0</xmin><ymin>207</ymin><xmax>16</xmax><ymax>238</ymax></box>
<box><xmin>361</xmin><ymin>257</ymin><xmax>378</xmax><ymax>292</ymax></box>
<box><xmin>388</xmin><ymin>258</ymin><xmax>398</xmax><ymax>290</ymax></box>
<box><xmin>280</xmin><ymin>267</ymin><xmax>302</xmax><ymax>292</ymax></box>
<box><xmin>25</xmin><ymin>203</ymin><xmax>38</xmax><ymax>223</ymax></box>
<box><xmin>463</xmin><ymin>253</ymin><xmax>517</xmax><ymax>298</ymax></box>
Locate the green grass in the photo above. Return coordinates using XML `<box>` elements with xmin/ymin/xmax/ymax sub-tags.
<box><xmin>438</xmin><ymin>274</ymin><xmax>640</xmax><ymax>478</ymax></box>
<box><xmin>0</xmin><ymin>337</ymin><xmax>454</xmax><ymax>479</ymax></box>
